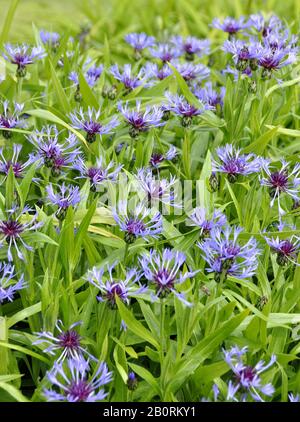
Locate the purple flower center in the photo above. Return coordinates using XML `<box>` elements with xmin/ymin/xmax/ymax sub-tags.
<box><xmin>0</xmin><ymin>117</ymin><xmax>13</xmax><ymax>128</ymax></box>
<box><xmin>201</xmin><ymin>221</ymin><xmax>212</xmax><ymax>235</ymax></box>
<box><xmin>150</xmin><ymin>153</ymin><xmax>164</xmax><ymax>167</ymax></box>
<box><xmin>161</xmin><ymin>52</ymin><xmax>173</xmax><ymax>62</ymax></box>
<box><xmin>239</xmin><ymin>47</ymin><xmax>250</xmax><ymax>60</ymax></box>
<box><xmin>178</xmin><ymin>104</ymin><xmax>199</xmax><ymax>117</ymax></box>
<box><xmin>259</xmin><ymin>56</ymin><xmax>280</xmax><ymax>70</ymax></box>
<box><xmin>237</xmin><ymin>366</ymin><xmax>256</xmax><ymax>384</ymax></box>
<box><xmin>123</xmin><ymin>77</ymin><xmax>137</xmax><ymax>90</ymax></box>
<box><xmin>126</xmin><ymin>218</ymin><xmax>145</xmax><ymax>235</ymax></box>
<box><xmin>84</xmin><ymin>121</ymin><xmax>102</xmax><ymax>135</ymax></box>
<box><xmin>129</xmin><ymin>114</ymin><xmax>146</xmax><ymax>129</ymax></box>
<box><xmin>154</xmin><ymin>268</ymin><xmax>175</xmax><ymax>290</ymax></box>
<box><xmin>157</xmin><ymin>70</ymin><xmax>167</xmax><ymax>80</ymax></box>
<box><xmin>184</xmin><ymin>43</ymin><xmax>194</xmax><ymax>54</ymax></box>
<box><xmin>147</xmin><ymin>186</ymin><xmax>163</xmax><ymax>202</ymax></box>
<box><xmin>2</xmin><ymin>161</ymin><xmax>23</xmax><ymax>177</ymax></box>
<box><xmin>53</xmin><ymin>155</ymin><xmax>66</xmax><ymax>170</ymax></box>
<box><xmin>58</xmin><ymin>330</ymin><xmax>81</xmax><ymax>350</ymax></box>
<box><xmin>12</xmin><ymin>53</ymin><xmax>30</xmax><ymax>66</ymax></box>
<box><xmin>0</xmin><ymin>220</ymin><xmax>24</xmax><ymax>238</ymax></box>
<box><xmin>280</xmin><ymin>240</ymin><xmax>296</xmax><ymax>256</ymax></box>
<box><xmin>67</xmin><ymin>380</ymin><xmax>92</xmax><ymax>401</ymax></box>
<box><xmin>87</xmin><ymin>167</ymin><xmax>105</xmax><ymax>182</ymax></box>
<box><xmin>104</xmin><ymin>284</ymin><xmax>126</xmax><ymax>304</ymax></box>
<box><xmin>269</xmin><ymin>171</ymin><xmax>288</xmax><ymax>190</ymax></box>
<box><xmin>182</xmin><ymin>71</ymin><xmax>196</xmax><ymax>82</ymax></box>
<box><xmin>225</xmin><ymin>244</ymin><xmax>241</xmax><ymax>257</ymax></box>
<box><xmin>225</xmin><ymin>24</ymin><xmax>239</xmax><ymax>34</ymax></box>
<box><xmin>224</xmin><ymin>159</ymin><xmax>244</xmax><ymax>175</ymax></box>
<box><xmin>44</xmin><ymin>145</ymin><xmax>60</xmax><ymax>159</ymax></box>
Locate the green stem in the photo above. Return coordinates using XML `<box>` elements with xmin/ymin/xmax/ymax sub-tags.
<box><xmin>216</xmin><ymin>270</ymin><xmax>227</xmax><ymax>297</ymax></box>
<box><xmin>128</xmin><ymin>138</ymin><xmax>134</xmax><ymax>168</ymax></box>
<box><xmin>160</xmin><ymin>299</ymin><xmax>165</xmax><ymax>365</ymax></box>
<box><xmin>124</xmin><ymin>243</ymin><xmax>129</xmax><ymax>266</ymax></box>
<box><xmin>17</xmin><ymin>77</ymin><xmax>23</xmax><ymax>102</ymax></box>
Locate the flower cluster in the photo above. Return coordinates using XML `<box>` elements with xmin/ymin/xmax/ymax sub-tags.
<box><xmin>216</xmin><ymin>14</ymin><xmax>297</xmax><ymax>79</ymax></box>
<box><xmin>0</xmin><ymin>9</ymin><xmax>299</xmax><ymax>404</ymax></box>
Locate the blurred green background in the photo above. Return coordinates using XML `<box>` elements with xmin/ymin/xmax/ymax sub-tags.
<box><xmin>0</xmin><ymin>0</ymin><xmax>299</xmax><ymax>44</ymax></box>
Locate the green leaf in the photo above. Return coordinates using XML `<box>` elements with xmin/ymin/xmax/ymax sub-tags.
<box><xmin>128</xmin><ymin>362</ymin><xmax>160</xmax><ymax>395</ymax></box>
<box><xmin>7</xmin><ymin>303</ymin><xmax>41</xmax><ymax>329</ymax></box>
<box><xmin>25</xmin><ymin>109</ymin><xmax>88</xmax><ymax>147</ymax></box>
<box><xmin>78</xmin><ymin>71</ymin><xmax>99</xmax><ymax>109</ymax></box>
<box><xmin>167</xmin><ymin>310</ymin><xmax>249</xmax><ymax>392</ymax></box>
<box><xmin>193</xmin><ymin>361</ymin><xmax>229</xmax><ymax>383</ymax></box>
<box><xmin>5</xmin><ymin>167</ymin><xmax>15</xmax><ymax>211</ymax></box>
<box><xmin>265</xmin><ymin>76</ymin><xmax>300</xmax><ymax>97</ymax></box>
<box><xmin>0</xmin><ymin>374</ymin><xmax>22</xmax><ymax>382</ymax></box>
<box><xmin>225</xmin><ymin>179</ymin><xmax>243</xmax><ymax>224</ymax></box>
<box><xmin>169</xmin><ymin>63</ymin><xmax>202</xmax><ymax>107</ymax></box>
<box><xmin>0</xmin><ymin>0</ymin><xmax>19</xmax><ymax>46</ymax></box>
<box><xmin>116</xmin><ymin>297</ymin><xmax>159</xmax><ymax>349</ymax></box>
<box><xmin>19</xmin><ymin>161</ymin><xmax>39</xmax><ymax>208</ymax></box>
<box><xmin>265</xmin><ymin>125</ymin><xmax>300</xmax><ymax>138</ymax></box>
<box><xmin>22</xmin><ymin>232</ymin><xmax>58</xmax><ymax>246</ymax></box>
<box><xmin>0</xmin><ymin>342</ymin><xmax>50</xmax><ymax>364</ymax></box>
<box><xmin>243</xmin><ymin>127</ymin><xmax>278</xmax><ymax>154</ymax></box>
<box><xmin>0</xmin><ymin>382</ymin><xmax>29</xmax><ymax>402</ymax></box>
<box><xmin>49</xmin><ymin>59</ymin><xmax>71</xmax><ymax>114</ymax></box>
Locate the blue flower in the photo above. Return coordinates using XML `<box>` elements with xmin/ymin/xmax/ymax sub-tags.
<box><xmin>223</xmin><ymin>346</ymin><xmax>276</xmax><ymax>402</ymax></box>
<box><xmin>187</xmin><ymin>207</ymin><xmax>227</xmax><ymax>236</ymax></box>
<box><xmin>0</xmin><ymin>262</ymin><xmax>26</xmax><ymax>303</ymax></box>
<box><xmin>44</xmin><ymin>358</ymin><xmax>112</xmax><ymax>402</ymax></box>
<box><xmin>125</xmin><ymin>33</ymin><xmax>155</xmax><ymax>51</ymax></box>
<box><xmin>74</xmin><ymin>156</ymin><xmax>122</xmax><ymax>191</ymax></box>
<box><xmin>0</xmin><ymin>144</ymin><xmax>34</xmax><ymax>178</ymax></box>
<box><xmin>263</xmin><ymin>29</ymin><xmax>298</xmax><ymax>54</ymax></box>
<box><xmin>166</xmin><ymin>92</ymin><xmax>211</xmax><ymax>126</ymax></box>
<box><xmin>135</xmin><ymin>168</ymin><xmax>180</xmax><ymax>208</ymax></box>
<box><xmin>198</xmin><ymin>226</ymin><xmax>260</xmax><ymax>281</ymax></box>
<box><xmin>223</xmin><ymin>65</ymin><xmax>252</xmax><ymax>81</ymax></box>
<box><xmin>127</xmin><ymin>371</ymin><xmax>138</xmax><ymax>390</ymax></box>
<box><xmin>212</xmin><ymin>16</ymin><xmax>249</xmax><ymax>34</ymax></box>
<box><xmin>139</xmin><ymin>248</ymin><xmax>197</xmax><ymax>305</ymax></box>
<box><xmin>194</xmin><ymin>82</ymin><xmax>225</xmax><ymax>109</ymax></box>
<box><xmin>145</xmin><ymin>63</ymin><xmax>173</xmax><ymax>83</ymax></box>
<box><xmin>212</xmin><ymin>144</ymin><xmax>263</xmax><ymax>183</ymax></box>
<box><xmin>265</xmin><ymin>235</ymin><xmax>300</xmax><ymax>266</ymax></box>
<box><xmin>149</xmin><ymin>146</ymin><xmax>177</xmax><ymax>168</ymax></box>
<box><xmin>260</xmin><ymin>160</ymin><xmax>300</xmax><ymax>215</ymax></box>
<box><xmin>223</xmin><ymin>39</ymin><xmax>262</xmax><ymax>71</ymax></box>
<box><xmin>110</xmin><ymin>64</ymin><xmax>148</xmax><ymax>91</ymax></box>
<box><xmin>69</xmin><ymin>107</ymin><xmax>119</xmax><ymax>143</ymax></box>
<box><xmin>3</xmin><ymin>43</ymin><xmax>46</xmax><ymax>77</ymax></box>
<box><xmin>248</xmin><ymin>14</ymin><xmax>282</xmax><ymax>35</ymax></box>
<box><xmin>118</xmin><ymin>100</ymin><xmax>164</xmax><ymax>138</ymax></box>
<box><xmin>0</xmin><ymin>206</ymin><xmax>43</xmax><ymax>261</ymax></box>
<box><xmin>289</xmin><ymin>393</ymin><xmax>300</xmax><ymax>402</ymax></box>
<box><xmin>149</xmin><ymin>43</ymin><xmax>181</xmax><ymax>62</ymax></box>
<box><xmin>112</xmin><ymin>201</ymin><xmax>162</xmax><ymax>243</ymax></box>
<box><xmin>69</xmin><ymin>62</ymin><xmax>103</xmax><ymax>88</ymax></box>
<box><xmin>172</xmin><ymin>36</ymin><xmax>210</xmax><ymax>59</ymax></box>
<box><xmin>173</xmin><ymin>62</ymin><xmax>210</xmax><ymax>82</ymax></box>
<box><xmin>0</xmin><ymin>100</ymin><xmax>27</xmax><ymax>138</ymax></box>
<box><xmin>46</xmin><ymin>183</ymin><xmax>81</xmax><ymax>220</ymax></box>
<box><xmin>27</xmin><ymin>125</ymin><xmax>81</xmax><ymax>176</ymax></box>
<box><xmin>40</xmin><ymin>30</ymin><xmax>60</xmax><ymax>48</ymax></box>
<box><xmin>34</xmin><ymin>320</ymin><xmax>96</xmax><ymax>363</ymax></box>
<box><xmin>87</xmin><ymin>263</ymin><xmax>147</xmax><ymax>308</ymax></box>
<box><xmin>258</xmin><ymin>46</ymin><xmax>296</xmax><ymax>77</ymax></box>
